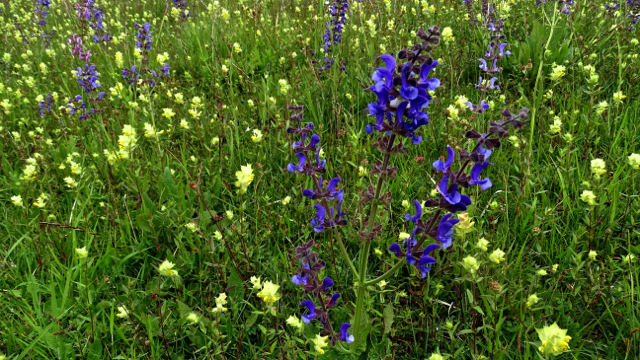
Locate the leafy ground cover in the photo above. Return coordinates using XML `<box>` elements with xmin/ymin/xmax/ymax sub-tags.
<box><xmin>0</xmin><ymin>0</ymin><xmax>639</xmax><ymax>359</ymax></box>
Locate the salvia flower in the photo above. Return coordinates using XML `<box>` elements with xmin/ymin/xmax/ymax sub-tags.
<box><xmin>338</xmin><ymin>323</ymin><xmax>355</xmax><ymax>343</ymax></box>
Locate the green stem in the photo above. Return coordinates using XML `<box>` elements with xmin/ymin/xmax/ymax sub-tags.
<box><xmin>332</xmin><ymin>227</ymin><xmax>359</xmax><ymax>278</ymax></box>
<box><xmin>364</xmin><ymin>258</ymin><xmax>406</xmax><ymax>286</ymax></box>
<box><xmin>526</xmin><ymin>1</ymin><xmax>557</xmax><ymax>195</ymax></box>
<box><xmin>351</xmin><ymin>133</ymin><xmax>397</xmax><ymax>349</ymax></box>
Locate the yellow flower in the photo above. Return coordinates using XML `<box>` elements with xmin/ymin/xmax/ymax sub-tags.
<box><xmin>250</xmin><ymin>276</ymin><xmax>262</xmax><ymax>290</ymax></box>
<box><xmin>282</xmin><ymin>196</ymin><xmax>291</xmax><ymax>205</ymax></box>
<box><xmin>588</xmin><ymin>250</ymin><xmax>597</xmax><ymax>261</ymax></box>
<box><xmin>628</xmin><ymin>153</ymin><xmax>640</xmax><ymax>170</ymax></box>
<box><xmin>158</xmin><ymin>260</ymin><xmax>179</xmax><ymax>276</ymax></box>
<box><xmin>399</xmin><ymin>232</ymin><xmax>411</xmax><ymax>241</ymax></box>
<box><xmin>11</xmin><ymin>195</ymin><xmax>22</xmax><ymax>206</ymax></box>
<box><xmin>310</xmin><ymin>334</ymin><xmax>329</xmax><ymax>354</ymax></box>
<box><xmin>476</xmin><ymin>238</ymin><xmax>489</xmax><ymax>252</ymax></box>
<box><xmin>186</xmin><ymin>312</ymin><xmax>199</xmax><ymax>324</ymax></box>
<box><xmin>441</xmin><ymin>27</ymin><xmax>454</xmax><ymax>43</ymax></box>
<box><xmin>75</xmin><ymin>247</ymin><xmax>88</xmax><ymax>259</ymax></box>
<box><xmin>185</xmin><ymin>222</ymin><xmax>198</xmax><ymax>233</ymax></box>
<box><xmin>526</xmin><ymin>293</ymin><xmax>540</xmax><ymax>307</ymax></box>
<box><xmin>580</xmin><ymin>190</ymin><xmax>596</xmax><ymax>205</ymax></box>
<box><xmin>212</xmin><ymin>293</ymin><xmax>228</xmax><ymax>313</ymax></box>
<box><xmin>549</xmin><ymin>116</ymin><xmax>562</xmax><ymax>134</ymax></box>
<box><xmin>257</xmin><ymin>280</ymin><xmax>281</xmax><ymax>304</ymax></box>
<box><xmin>162</xmin><ymin>108</ymin><xmax>175</xmax><ymax>119</ymax></box>
<box><xmin>116</xmin><ymin>306</ymin><xmax>129</xmax><ymax>318</ymax></box>
<box><xmin>180</xmin><ymin>119</ymin><xmax>190</xmax><ymax>129</ymax></box>
<box><xmin>536</xmin><ymin>323</ymin><xmax>571</xmax><ymax>355</ymax></box>
<box><xmin>549</xmin><ymin>63</ymin><xmax>566</xmax><ymax>81</ymax></box>
<box><xmin>428</xmin><ymin>354</ymin><xmax>445</xmax><ymax>360</ymax></box>
<box><xmin>251</xmin><ymin>129</ymin><xmax>263</xmax><ymax>143</ymax></box>
<box><xmin>33</xmin><ymin>193</ymin><xmax>48</xmax><ymax>208</ymax></box>
<box><xmin>286</xmin><ymin>315</ymin><xmax>303</xmax><ymax>329</ymax></box>
<box><xmin>233</xmin><ymin>42</ymin><xmax>242</xmax><ymax>53</ymax></box>
<box><xmin>590</xmin><ymin>158</ymin><xmax>606</xmax><ymax>178</ymax></box>
<box><xmin>461</xmin><ymin>256</ymin><xmax>480</xmax><ymax>274</ymax></box>
<box><xmin>537</xmin><ymin>269</ymin><xmax>548</xmax><ymax>276</ymax></box>
<box><xmin>455</xmin><ymin>95</ymin><xmax>469</xmax><ymax>108</ymax></box>
<box><xmin>488</xmin><ymin>249</ymin><xmax>506</xmax><ymax>264</ymax></box>
<box><xmin>455</xmin><ymin>213</ymin><xmax>474</xmax><ymax>235</ymax></box>
<box><xmin>446</xmin><ymin>105</ymin><xmax>459</xmax><ymax>120</ymax></box>
<box><xmin>234</xmin><ymin>164</ymin><xmax>254</xmax><ymax>194</ymax></box>
<box><xmin>613</xmin><ymin>91</ymin><xmax>626</xmax><ymax>105</ymax></box>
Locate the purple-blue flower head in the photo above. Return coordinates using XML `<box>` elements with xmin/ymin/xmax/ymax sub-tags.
<box><xmin>469</xmin><ymin>161</ymin><xmax>492</xmax><ymax>190</ymax></box>
<box><xmin>300</xmin><ymin>300</ymin><xmax>317</xmax><ymax>324</ymax></box>
<box><xmin>292</xmin><ymin>274</ymin><xmax>309</xmax><ymax>286</ymax></box>
<box><xmin>434</xmin><ymin>213</ymin><xmax>458</xmax><ymax>248</ymax></box>
<box><xmin>310</xmin><ymin>204</ymin><xmax>326</xmax><ymax>233</ymax></box>
<box><xmin>433</xmin><ymin>146</ymin><xmax>455</xmax><ymax>172</ymax></box>
<box><xmin>405</xmin><ymin>200</ymin><xmax>423</xmax><ymax>224</ymax></box>
<box><xmin>339</xmin><ymin>323</ymin><xmax>355</xmax><ymax>343</ymax></box>
<box><xmin>322</xmin><ymin>277</ymin><xmax>334</xmax><ymax>292</ymax></box>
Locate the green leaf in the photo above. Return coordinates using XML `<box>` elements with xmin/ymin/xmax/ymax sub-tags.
<box><xmin>227</xmin><ymin>267</ymin><xmax>245</xmax><ymax>302</ymax></box>
<box><xmin>383</xmin><ymin>303</ymin><xmax>394</xmax><ymax>334</ymax></box>
<box><xmin>245</xmin><ymin>312</ymin><xmax>258</xmax><ymax>328</ymax></box>
<box><xmin>466</xmin><ymin>288</ymin><xmax>474</xmax><ymax>305</ymax></box>
<box><xmin>163</xmin><ymin>166</ymin><xmax>178</xmax><ymax>197</ymax></box>
<box><xmin>142</xmin><ymin>192</ymin><xmax>157</xmax><ymax>213</ymax></box>
<box><xmin>87</xmin><ymin>337</ymin><xmax>103</xmax><ymax>360</ymax></box>
<box><xmin>135</xmin><ymin>212</ymin><xmax>154</xmax><ymax>232</ymax></box>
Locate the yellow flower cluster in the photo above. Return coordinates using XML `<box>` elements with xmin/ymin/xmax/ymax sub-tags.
<box><xmin>158</xmin><ymin>260</ymin><xmax>179</xmax><ymax>277</ymax></box>
<box><xmin>590</xmin><ymin>158</ymin><xmax>606</xmax><ymax>178</ymax></box>
<box><xmin>212</xmin><ymin>293</ymin><xmax>228</xmax><ymax>313</ymax></box>
<box><xmin>256</xmin><ymin>280</ymin><xmax>281</xmax><ymax>304</ymax></box>
<box><xmin>536</xmin><ymin>323</ymin><xmax>571</xmax><ymax>355</ymax></box>
<box><xmin>234</xmin><ymin>164</ymin><xmax>254</xmax><ymax>194</ymax></box>
<box><xmin>188</xmin><ymin>97</ymin><xmax>203</xmax><ymax>118</ymax></box>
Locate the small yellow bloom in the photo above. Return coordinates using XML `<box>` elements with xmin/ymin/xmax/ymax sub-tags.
<box><xmin>282</xmin><ymin>196</ymin><xmax>291</xmax><ymax>205</ymax></box>
<box><xmin>257</xmin><ymin>281</ymin><xmax>281</xmax><ymax>304</ymax></box>
<box><xmin>488</xmin><ymin>249</ymin><xmax>506</xmax><ymax>264</ymax></box>
<box><xmin>536</xmin><ymin>323</ymin><xmax>571</xmax><ymax>355</ymax></box>
<box><xmin>251</xmin><ymin>129</ymin><xmax>263</xmax><ymax>143</ymax></box>
<box><xmin>310</xmin><ymin>334</ymin><xmax>329</xmax><ymax>354</ymax></box>
<box><xmin>461</xmin><ymin>256</ymin><xmax>480</xmax><ymax>274</ymax></box>
<box><xmin>628</xmin><ymin>153</ymin><xmax>640</xmax><ymax>170</ymax></box>
<box><xmin>250</xmin><ymin>276</ymin><xmax>262</xmax><ymax>290</ymax></box>
<box><xmin>580</xmin><ymin>190</ymin><xmax>596</xmax><ymax>205</ymax></box>
<box><xmin>159</xmin><ymin>260</ymin><xmax>179</xmax><ymax>276</ymax></box>
<box><xmin>162</xmin><ymin>108</ymin><xmax>176</xmax><ymax>119</ymax></box>
<box><xmin>116</xmin><ymin>306</ymin><xmax>129</xmax><ymax>318</ymax></box>
<box><xmin>11</xmin><ymin>195</ymin><xmax>22</xmax><ymax>206</ymax></box>
<box><xmin>186</xmin><ymin>312</ymin><xmax>199</xmax><ymax>324</ymax></box>
<box><xmin>286</xmin><ymin>315</ymin><xmax>303</xmax><ymax>329</ymax></box>
<box><xmin>526</xmin><ymin>293</ymin><xmax>540</xmax><ymax>307</ymax></box>
<box><xmin>476</xmin><ymin>238</ymin><xmax>489</xmax><ymax>252</ymax></box>
<box><xmin>588</xmin><ymin>250</ymin><xmax>597</xmax><ymax>261</ymax></box>
<box><xmin>613</xmin><ymin>91</ymin><xmax>626</xmax><ymax>105</ymax></box>
<box><xmin>234</xmin><ymin>164</ymin><xmax>254</xmax><ymax>194</ymax></box>
<box><xmin>75</xmin><ymin>247</ymin><xmax>88</xmax><ymax>259</ymax></box>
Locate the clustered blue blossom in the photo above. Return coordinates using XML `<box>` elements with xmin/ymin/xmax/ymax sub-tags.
<box><xmin>39</xmin><ymin>92</ymin><xmax>53</xmax><ymax>118</ymax></box>
<box><xmin>286</xmin><ymin>105</ymin><xmax>352</xmax><ymax>345</ymax></box>
<box><xmin>286</xmin><ymin>106</ymin><xmax>346</xmax><ymax>232</ymax></box>
<box><xmin>387</xmin><ymin>109</ymin><xmax>529</xmax><ymax>276</ymax></box>
<box><xmin>365</xmin><ymin>28</ymin><xmax>441</xmax><ymax>145</ymax></box>
<box><xmin>75</xmin><ymin>0</ymin><xmax>112</xmax><ymax>43</ymax></box>
<box><xmin>466</xmin><ymin>19</ymin><xmax>510</xmax><ymax>113</ymax></box>
<box><xmin>313</xmin><ymin>0</ymin><xmax>348</xmax><ymax>74</ymax></box>
<box><xmin>536</xmin><ymin>0</ymin><xmax>575</xmax><ymax>15</ymax></box>
<box><xmin>120</xmin><ymin>23</ymin><xmax>170</xmax><ymax>87</ymax></box>
<box><xmin>170</xmin><ymin>0</ymin><xmax>195</xmax><ymax>20</ymax></box>
<box><xmin>627</xmin><ymin>0</ymin><xmax>640</xmax><ymax>31</ymax></box>
<box><xmin>291</xmin><ymin>240</ymin><xmax>352</xmax><ymax>345</ymax></box>
<box><xmin>31</xmin><ymin>0</ymin><xmax>56</xmax><ymax>48</ymax></box>
<box><xmin>66</xmin><ymin>63</ymin><xmax>106</xmax><ymax>120</ymax></box>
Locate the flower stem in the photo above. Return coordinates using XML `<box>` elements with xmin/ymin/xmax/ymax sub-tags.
<box><xmin>526</xmin><ymin>1</ymin><xmax>557</xmax><ymax>195</ymax></box>
<box><xmin>351</xmin><ymin>133</ymin><xmax>397</xmax><ymax>349</ymax></box>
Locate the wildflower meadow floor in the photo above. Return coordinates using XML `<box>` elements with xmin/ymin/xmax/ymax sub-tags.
<box><xmin>1</xmin><ymin>0</ymin><xmax>639</xmax><ymax>359</ymax></box>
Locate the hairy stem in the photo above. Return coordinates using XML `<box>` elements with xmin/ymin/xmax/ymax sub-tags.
<box><xmin>352</xmin><ymin>133</ymin><xmax>397</xmax><ymax>349</ymax></box>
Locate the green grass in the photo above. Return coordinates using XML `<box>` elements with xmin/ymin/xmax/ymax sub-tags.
<box><xmin>0</xmin><ymin>0</ymin><xmax>639</xmax><ymax>358</ymax></box>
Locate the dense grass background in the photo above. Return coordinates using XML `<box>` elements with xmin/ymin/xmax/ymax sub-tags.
<box><xmin>0</xmin><ymin>0</ymin><xmax>639</xmax><ymax>358</ymax></box>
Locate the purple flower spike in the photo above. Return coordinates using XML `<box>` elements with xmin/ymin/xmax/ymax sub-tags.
<box><xmin>435</xmin><ymin>214</ymin><xmax>459</xmax><ymax>248</ymax></box>
<box><xmin>310</xmin><ymin>204</ymin><xmax>326</xmax><ymax>233</ymax></box>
